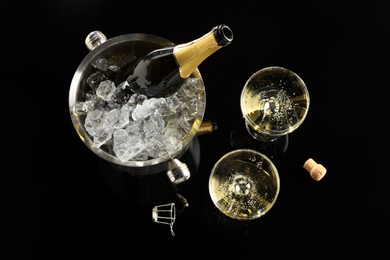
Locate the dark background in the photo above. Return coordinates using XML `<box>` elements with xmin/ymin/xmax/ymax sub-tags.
<box><xmin>1</xmin><ymin>0</ymin><xmax>389</xmax><ymax>259</ymax></box>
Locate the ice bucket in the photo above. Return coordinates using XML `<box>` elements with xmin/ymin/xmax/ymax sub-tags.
<box><xmin>68</xmin><ymin>31</ymin><xmax>206</xmax><ymax>181</ymax></box>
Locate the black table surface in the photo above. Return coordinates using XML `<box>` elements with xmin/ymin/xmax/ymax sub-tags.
<box><xmin>2</xmin><ymin>1</ymin><xmax>389</xmax><ymax>259</ymax></box>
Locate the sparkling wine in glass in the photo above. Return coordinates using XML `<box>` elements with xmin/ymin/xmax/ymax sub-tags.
<box><xmin>208</xmin><ymin>149</ymin><xmax>280</xmax><ymax>220</ymax></box>
<box><xmin>240</xmin><ymin>66</ymin><xmax>310</xmax><ymax>142</ymax></box>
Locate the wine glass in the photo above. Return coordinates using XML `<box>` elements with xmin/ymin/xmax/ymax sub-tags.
<box><xmin>208</xmin><ymin>149</ymin><xmax>280</xmax><ymax>220</ymax></box>
<box><xmin>231</xmin><ymin>66</ymin><xmax>310</xmax><ymax>158</ymax></box>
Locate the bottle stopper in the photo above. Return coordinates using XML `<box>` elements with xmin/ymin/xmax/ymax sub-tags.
<box><xmin>303</xmin><ymin>158</ymin><xmax>327</xmax><ymax>181</ymax></box>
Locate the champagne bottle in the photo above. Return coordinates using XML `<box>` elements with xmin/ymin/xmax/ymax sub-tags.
<box><xmin>126</xmin><ymin>24</ymin><xmax>233</xmax><ymax>98</ymax></box>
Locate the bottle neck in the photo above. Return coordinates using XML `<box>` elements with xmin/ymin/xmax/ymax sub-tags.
<box><xmin>173</xmin><ymin>31</ymin><xmax>222</xmax><ymax>78</ymax></box>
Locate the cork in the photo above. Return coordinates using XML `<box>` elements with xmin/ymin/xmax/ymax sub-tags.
<box><xmin>303</xmin><ymin>158</ymin><xmax>327</xmax><ymax>181</ymax></box>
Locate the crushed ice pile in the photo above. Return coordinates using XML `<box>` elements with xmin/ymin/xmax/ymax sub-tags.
<box><xmin>73</xmin><ymin>55</ymin><xmax>204</xmax><ymax>162</ymax></box>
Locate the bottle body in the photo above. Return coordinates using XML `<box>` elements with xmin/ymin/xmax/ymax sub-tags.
<box><xmin>127</xmin><ymin>24</ymin><xmax>233</xmax><ymax>98</ymax></box>
<box><xmin>127</xmin><ymin>47</ymin><xmax>184</xmax><ymax>98</ymax></box>
<box><xmin>196</xmin><ymin>120</ymin><xmax>218</xmax><ymax>136</ymax></box>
